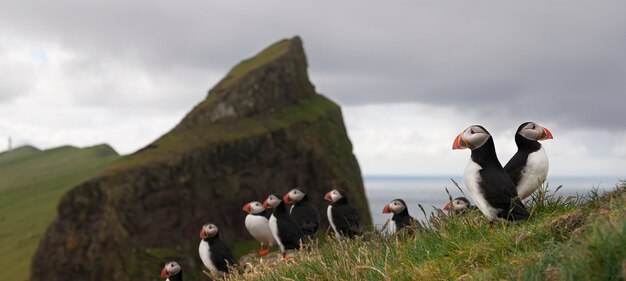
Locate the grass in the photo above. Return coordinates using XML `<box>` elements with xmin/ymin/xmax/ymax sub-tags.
<box><xmin>0</xmin><ymin>144</ymin><xmax>120</xmax><ymax>281</ymax></box>
<box><xmin>224</xmin><ymin>181</ymin><xmax>625</xmax><ymax>281</ymax></box>
<box><xmin>106</xmin><ymin>94</ymin><xmax>340</xmax><ymax>173</ymax></box>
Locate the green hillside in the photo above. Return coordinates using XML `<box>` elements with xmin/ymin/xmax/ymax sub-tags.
<box><xmin>228</xmin><ymin>183</ymin><xmax>625</xmax><ymax>280</ymax></box>
<box><xmin>0</xmin><ymin>144</ymin><xmax>120</xmax><ymax>281</ymax></box>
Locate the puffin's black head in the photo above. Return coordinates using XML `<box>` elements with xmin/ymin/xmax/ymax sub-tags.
<box><xmin>199</xmin><ymin>223</ymin><xmax>219</xmax><ymax>239</ymax></box>
<box><xmin>262</xmin><ymin>194</ymin><xmax>281</xmax><ymax>209</ymax></box>
<box><xmin>160</xmin><ymin>261</ymin><xmax>181</xmax><ymax>279</ymax></box>
<box><xmin>324</xmin><ymin>188</ymin><xmax>347</xmax><ymax>203</ymax></box>
<box><xmin>284</xmin><ymin>188</ymin><xmax>307</xmax><ymax>204</ymax></box>
<box><xmin>443</xmin><ymin>197</ymin><xmax>471</xmax><ymax>211</ymax></box>
<box><xmin>453</xmin><ymin>125</ymin><xmax>492</xmax><ymax>150</ymax></box>
<box><xmin>242</xmin><ymin>201</ymin><xmax>265</xmax><ymax>215</ymax></box>
<box><xmin>516</xmin><ymin>122</ymin><xmax>553</xmax><ymax>141</ymax></box>
<box><xmin>382</xmin><ymin>199</ymin><xmax>407</xmax><ymax>214</ymax></box>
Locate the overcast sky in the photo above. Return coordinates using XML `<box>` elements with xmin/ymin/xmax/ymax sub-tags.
<box><xmin>1</xmin><ymin>1</ymin><xmax>625</xmax><ymax>177</ymax></box>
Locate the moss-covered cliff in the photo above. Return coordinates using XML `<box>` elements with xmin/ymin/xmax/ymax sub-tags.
<box><xmin>31</xmin><ymin>36</ymin><xmax>370</xmax><ymax>281</ymax></box>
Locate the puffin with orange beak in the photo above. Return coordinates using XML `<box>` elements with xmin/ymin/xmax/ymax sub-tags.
<box><xmin>242</xmin><ymin>201</ymin><xmax>275</xmax><ymax>255</ymax></box>
<box><xmin>284</xmin><ymin>188</ymin><xmax>320</xmax><ymax>237</ymax></box>
<box><xmin>381</xmin><ymin>199</ymin><xmax>415</xmax><ymax>235</ymax></box>
<box><xmin>443</xmin><ymin>197</ymin><xmax>475</xmax><ymax>214</ymax></box>
<box><xmin>264</xmin><ymin>194</ymin><xmax>303</xmax><ymax>258</ymax></box>
<box><xmin>504</xmin><ymin>122</ymin><xmax>553</xmax><ymax>199</ymax></box>
<box><xmin>453</xmin><ymin>125</ymin><xmax>529</xmax><ymax>226</ymax></box>
<box><xmin>160</xmin><ymin>261</ymin><xmax>182</xmax><ymax>281</ymax></box>
<box><xmin>198</xmin><ymin>223</ymin><xmax>235</xmax><ymax>277</ymax></box>
<box><xmin>325</xmin><ymin>189</ymin><xmax>361</xmax><ymax>239</ymax></box>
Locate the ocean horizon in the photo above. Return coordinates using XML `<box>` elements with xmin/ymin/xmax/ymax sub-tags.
<box><xmin>363</xmin><ymin>175</ymin><xmax>623</xmax><ymax>227</ymax></box>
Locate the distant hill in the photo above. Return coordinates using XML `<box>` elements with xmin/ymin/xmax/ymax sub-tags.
<box><xmin>32</xmin><ymin>36</ymin><xmax>371</xmax><ymax>281</ymax></box>
<box><xmin>0</xmin><ymin>144</ymin><xmax>119</xmax><ymax>281</ymax></box>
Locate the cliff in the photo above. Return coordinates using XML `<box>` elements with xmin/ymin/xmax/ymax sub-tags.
<box><xmin>31</xmin><ymin>36</ymin><xmax>371</xmax><ymax>281</ymax></box>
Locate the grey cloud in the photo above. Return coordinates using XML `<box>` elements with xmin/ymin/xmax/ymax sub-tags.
<box><xmin>1</xmin><ymin>0</ymin><xmax>625</xmax><ymax>130</ymax></box>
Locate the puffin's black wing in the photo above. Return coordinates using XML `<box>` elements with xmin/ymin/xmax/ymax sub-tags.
<box><xmin>393</xmin><ymin>213</ymin><xmax>414</xmax><ymax>230</ymax></box>
<box><xmin>291</xmin><ymin>202</ymin><xmax>320</xmax><ymax>235</ymax></box>
<box><xmin>209</xmin><ymin>239</ymin><xmax>235</xmax><ymax>273</ymax></box>
<box><xmin>332</xmin><ymin>204</ymin><xmax>362</xmax><ymax>237</ymax></box>
<box><xmin>479</xmin><ymin>166</ymin><xmax>530</xmax><ymax>221</ymax></box>
<box><xmin>277</xmin><ymin>216</ymin><xmax>303</xmax><ymax>250</ymax></box>
<box><xmin>504</xmin><ymin>151</ymin><xmax>527</xmax><ymax>186</ymax></box>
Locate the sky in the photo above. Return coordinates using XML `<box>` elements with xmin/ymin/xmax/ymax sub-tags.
<box><xmin>0</xmin><ymin>1</ymin><xmax>625</xmax><ymax>176</ymax></box>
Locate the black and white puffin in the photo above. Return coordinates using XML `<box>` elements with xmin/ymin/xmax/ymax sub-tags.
<box><xmin>453</xmin><ymin>125</ymin><xmax>530</xmax><ymax>226</ymax></box>
<box><xmin>243</xmin><ymin>201</ymin><xmax>275</xmax><ymax>255</ymax></box>
<box><xmin>324</xmin><ymin>189</ymin><xmax>361</xmax><ymax>239</ymax></box>
<box><xmin>443</xmin><ymin>197</ymin><xmax>475</xmax><ymax>214</ymax></box>
<box><xmin>504</xmin><ymin>122</ymin><xmax>553</xmax><ymax>200</ymax></box>
<box><xmin>263</xmin><ymin>194</ymin><xmax>303</xmax><ymax>258</ymax></box>
<box><xmin>160</xmin><ymin>261</ymin><xmax>182</xmax><ymax>281</ymax></box>
<box><xmin>382</xmin><ymin>199</ymin><xmax>415</xmax><ymax>235</ymax></box>
<box><xmin>198</xmin><ymin>223</ymin><xmax>235</xmax><ymax>277</ymax></box>
<box><xmin>283</xmin><ymin>188</ymin><xmax>320</xmax><ymax>237</ymax></box>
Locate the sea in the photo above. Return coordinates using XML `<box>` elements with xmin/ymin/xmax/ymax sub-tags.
<box><xmin>364</xmin><ymin>175</ymin><xmax>623</xmax><ymax>227</ymax></box>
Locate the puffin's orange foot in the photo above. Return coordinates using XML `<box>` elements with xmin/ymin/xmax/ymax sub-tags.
<box><xmin>281</xmin><ymin>253</ymin><xmax>291</xmax><ymax>260</ymax></box>
<box><xmin>258</xmin><ymin>247</ymin><xmax>270</xmax><ymax>256</ymax></box>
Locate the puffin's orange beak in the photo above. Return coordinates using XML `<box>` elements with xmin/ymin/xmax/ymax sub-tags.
<box><xmin>541</xmin><ymin>127</ymin><xmax>553</xmax><ymax>140</ymax></box>
<box><xmin>242</xmin><ymin>203</ymin><xmax>251</xmax><ymax>213</ymax></box>
<box><xmin>262</xmin><ymin>199</ymin><xmax>269</xmax><ymax>209</ymax></box>
<box><xmin>382</xmin><ymin>204</ymin><xmax>391</xmax><ymax>213</ymax></box>
<box><xmin>443</xmin><ymin>202</ymin><xmax>450</xmax><ymax>211</ymax></box>
<box><xmin>283</xmin><ymin>193</ymin><xmax>291</xmax><ymax>203</ymax></box>
<box><xmin>161</xmin><ymin>266</ymin><xmax>168</xmax><ymax>278</ymax></box>
<box><xmin>199</xmin><ymin>228</ymin><xmax>205</xmax><ymax>239</ymax></box>
<box><xmin>453</xmin><ymin>132</ymin><xmax>466</xmax><ymax>150</ymax></box>
<box><xmin>324</xmin><ymin>191</ymin><xmax>332</xmax><ymax>202</ymax></box>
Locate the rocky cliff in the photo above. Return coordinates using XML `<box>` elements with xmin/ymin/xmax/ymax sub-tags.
<box><xmin>31</xmin><ymin>36</ymin><xmax>371</xmax><ymax>281</ymax></box>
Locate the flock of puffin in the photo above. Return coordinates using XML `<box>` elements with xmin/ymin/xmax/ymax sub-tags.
<box><xmin>160</xmin><ymin>121</ymin><xmax>553</xmax><ymax>280</ymax></box>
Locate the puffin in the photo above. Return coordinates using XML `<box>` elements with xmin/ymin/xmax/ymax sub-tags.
<box><xmin>504</xmin><ymin>122</ymin><xmax>553</xmax><ymax>200</ymax></box>
<box><xmin>443</xmin><ymin>197</ymin><xmax>475</xmax><ymax>214</ymax></box>
<box><xmin>263</xmin><ymin>194</ymin><xmax>303</xmax><ymax>258</ymax></box>
<box><xmin>198</xmin><ymin>223</ymin><xmax>235</xmax><ymax>277</ymax></box>
<box><xmin>242</xmin><ymin>201</ymin><xmax>275</xmax><ymax>255</ymax></box>
<box><xmin>453</xmin><ymin>125</ymin><xmax>530</xmax><ymax>226</ymax></box>
<box><xmin>160</xmin><ymin>261</ymin><xmax>182</xmax><ymax>281</ymax></box>
<box><xmin>324</xmin><ymin>189</ymin><xmax>361</xmax><ymax>239</ymax></box>
<box><xmin>283</xmin><ymin>188</ymin><xmax>320</xmax><ymax>237</ymax></box>
<box><xmin>382</xmin><ymin>199</ymin><xmax>416</xmax><ymax>235</ymax></box>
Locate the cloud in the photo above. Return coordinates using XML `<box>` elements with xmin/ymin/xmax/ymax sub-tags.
<box><xmin>0</xmin><ymin>0</ymin><xmax>624</xmax><ymax>176</ymax></box>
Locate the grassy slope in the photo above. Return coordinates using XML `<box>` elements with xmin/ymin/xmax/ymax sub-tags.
<box><xmin>0</xmin><ymin>145</ymin><xmax>120</xmax><ymax>281</ymax></box>
<box><xmin>226</xmin><ymin>183</ymin><xmax>625</xmax><ymax>281</ymax></box>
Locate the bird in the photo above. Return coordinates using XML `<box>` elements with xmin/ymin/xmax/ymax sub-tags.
<box><xmin>382</xmin><ymin>199</ymin><xmax>416</xmax><ymax>235</ymax></box>
<box><xmin>443</xmin><ymin>197</ymin><xmax>476</xmax><ymax>214</ymax></box>
<box><xmin>453</xmin><ymin>125</ymin><xmax>530</xmax><ymax>226</ymax></box>
<box><xmin>283</xmin><ymin>188</ymin><xmax>320</xmax><ymax>237</ymax></box>
<box><xmin>198</xmin><ymin>223</ymin><xmax>235</xmax><ymax>277</ymax></box>
<box><xmin>504</xmin><ymin>122</ymin><xmax>553</xmax><ymax>200</ymax></box>
<box><xmin>160</xmin><ymin>261</ymin><xmax>182</xmax><ymax>281</ymax></box>
<box><xmin>242</xmin><ymin>201</ymin><xmax>275</xmax><ymax>255</ymax></box>
<box><xmin>263</xmin><ymin>194</ymin><xmax>303</xmax><ymax>258</ymax></box>
<box><xmin>324</xmin><ymin>189</ymin><xmax>361</xmax><ymax>239</ymax></box>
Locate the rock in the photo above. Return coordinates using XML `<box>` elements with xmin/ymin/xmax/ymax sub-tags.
<box><xmin>30</xmin><ymin>36</ymin><xmax>370</xmax><ymax>281</ymax></box>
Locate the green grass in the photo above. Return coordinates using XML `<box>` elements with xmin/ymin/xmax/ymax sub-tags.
<box><xmin>107</xmin><ymin>94</ymin><xmax>339</xmax><ymax>173</ymax></box>
<box><xmin>0</xmin><ymin>144</ymin><xmax>120</xmax><ymax>281</ymax></box>
<box><xmin>225</xmin><ymin>182</ymin><xmax>625</xmax><ymax>281</ymax></box>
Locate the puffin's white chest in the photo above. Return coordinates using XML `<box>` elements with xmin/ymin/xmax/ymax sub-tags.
<box><xmin>327</xmin><ymin>205</ymin><xmax>343</xmax><ymax>239</ymax></box>
<box><xmin>199</xmin><ymin>240</ymin><xmax>218</xmax><ymax>274</ymax></box>
<box><xmin>464</xmin><ymin>159</ymin><xmax>500</xmax><ymax>221</ymax></box>
<box><xmin>517</xmin><ymin>146</ymin><xmax>549</xmax><ymax>199</ymax></box>
<box><xmin>383</xmin><ymin>217</ymin><xmax>397</xmax><ymax>236</ymax></box>
<box><xmin>245</xmin><ymin>214</ymin><xmax>275</xmax><ymax>245</ymax></box>
<box><xmin>268</xmin><ymin>214</ymin><xmax>284</xmax><ymax>252</ymax></box>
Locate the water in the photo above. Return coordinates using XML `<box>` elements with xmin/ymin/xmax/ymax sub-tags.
<box><xmin>364</xmin><ymin>175</ymin><xmax>623</xmax><ymax>227</ymax></box>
